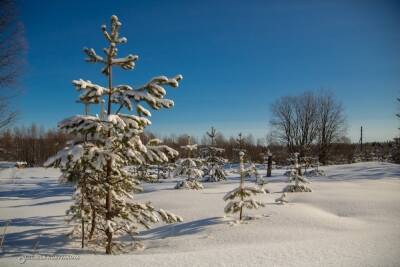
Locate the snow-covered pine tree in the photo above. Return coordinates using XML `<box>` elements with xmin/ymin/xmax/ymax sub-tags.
<box><xmin>235</xmin><ymin>133</ymin><xmax>246</xmax><ymax>157</ymax></box>
<box><xmin>45</xmin><ymin>15</ymin><xmax>183</xmax><ymax>254</ymax></box>
<box><xmin>243</xmin><ymin>163</ymin><xmax>258</xmax><ymax>179</ymax></box>
<box><xmin>223</xmin><ymin>151</ymin><xmax>265</xmax><ymax>221</ymax></box>
<box><xmin>230</xmin><ymin>132</ymin><xmax>246</xmax><ymax>175</ymax></box>
<box><xmin>303</xmin><ymin>157</ymin><xmax>326</xmax><ymax>177</ymax></box>
<box><xmin>136</xmin><ymin>163</ymin><xmax>154</xmax><ymax>182</ymax></box>
<box><xmin>174</xmin><ymin>136</ymin><xmax>204</xmax><ymax>189</ymax></box>
<box><xmin>155</xmin><ymin>163</ymin><xmax>168</xmax><ymax>180</ymax></box>
<box><xmin>283</xmin><ymin>153</ymin><xmax>312</xmax><ymax>192</ymax></box>
<box><xmin>163</xmin><ymin>162</ymin><xmax>177</xmax><ymax>179</ymax></box>
<box><xmin>202</xmin><ymin>127</ymin><xmax>227</xmax><ymax>182</ymax></box>
<box><xmin>236</xmin><ymin>134</ymin><xmax>269</xmax><ymax>192</ymax></box>
<box><xmin>245</xmin><ymin>163</ymin><xmax>270</xmax><ymax>193</ymax></box>
<box><xmin>50</xmin><ymin>144</ymin><xmax>95</xmax><ymax>248</ymax></box>
<box><xmin>45</xmin><ymin>103</ymin><xmax>101</xmax><ymax>248</ymax></box>
<box><xmin>284</xmin><ymin>153</ymin><xmax>299</xmax><ymax>177</ymax></box>
<box><xmin>136</xmin><ymin>138</ymin><xmax>178</xmax><ymax>182</ymax></box>
<box><xmin>234</xmin><ymin>134</ymin><xmax>269</xmax><ymax>193</ymax></box>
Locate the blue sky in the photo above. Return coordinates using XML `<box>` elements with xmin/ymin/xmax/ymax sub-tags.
<box><xmin>16</xmin><ymin>0</ymin><xmax>400</xmax><ymax>142</ymax></box>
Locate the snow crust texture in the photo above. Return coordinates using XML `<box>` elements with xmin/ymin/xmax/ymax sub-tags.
<box><xmin>1</xmin><ymin>162</ymin><xmax>400</xmax><ymax>266</ymax></box>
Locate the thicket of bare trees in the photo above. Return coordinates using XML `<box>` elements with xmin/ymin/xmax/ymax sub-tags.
<box><xmin>0</xmin><ymin>0</ymin><xmax>26</xmax><ymax>130</ymax></box>
<box><xmin>0</xmin><ymin>124</ymin><xmax>395</xmax><ymax>166</ymax></box>
<box><xmin>0</xmin><ymin>127</ymin><xmax>267</xmax><ymax>166</ymax></box>
<box><xmin>0</xmin><ymin>124</ymin><xmax>68</xmax><ymax>165</ymax></box>
<box><xmin>269</xmin><ymin>90</ymin><xmax>346</xmax><ymax>164</ymax></box>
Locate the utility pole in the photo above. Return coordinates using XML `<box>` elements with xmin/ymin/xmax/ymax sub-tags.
<box><xmin>359</xmin><ymin>126</ymin><xmax>363</xmax><ymax>152</ymax></box>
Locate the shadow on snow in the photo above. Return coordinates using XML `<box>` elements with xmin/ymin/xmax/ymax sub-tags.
<box><xmin>139</xmin><ymin>216</ymin><xmax>223</xmax><ymax>240</ymax></box>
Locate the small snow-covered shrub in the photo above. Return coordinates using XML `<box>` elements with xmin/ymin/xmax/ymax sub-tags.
<box><xmin>174</xmin><ymin>139</ymin><xmax>204</xmax><ymax>189</ymax></box>
<box><xmin>201</xmin><ymin>127</ymin><xmax>227</xmax><ymax>182</ymax></box>
<box><xmin>283</xmin><ymin>153</ymin><xmax>312</xmax><ymax>193</ymax></box>
<box><xmin>175</xmin><ymin>179</ymin><xmax>204</xmax><ymax>190</ymax></box>
<box><xmin>283</xmin><ymin>183</ymin><xmax>312</xmax><ymax>193</ymax></box>
<box><xmin>223</xmin><ymin>151</ymin><xmax>265</xmax><ymax>221</ymax></box>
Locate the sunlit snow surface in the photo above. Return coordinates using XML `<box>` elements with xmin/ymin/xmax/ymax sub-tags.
<box><xmin>0</xmin><ymin>162</ymin><xmax>399</xmax><ymax>266</ymax></box>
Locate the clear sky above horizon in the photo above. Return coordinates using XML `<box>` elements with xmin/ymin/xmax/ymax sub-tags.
<box><xmin>15</xmin><ymin>0</ymin><xmax>400</xmax><ymax>143</ymax></box>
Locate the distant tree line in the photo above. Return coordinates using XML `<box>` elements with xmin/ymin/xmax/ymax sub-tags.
<box><xmin>0</xmin><ymin>90</ymin><xmax>398</xmax><ymax>166</ymax></box>
<box><xmin>0</xmin><ymin>124</ymin><xmax>396</xmax><ymax>166</ymax></box>
<box><xmin>0</xmin><ymin>124</ymin><xmax>69</xmax><ymax>166</ymax></box>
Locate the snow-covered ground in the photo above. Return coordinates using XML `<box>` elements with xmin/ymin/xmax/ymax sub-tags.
<box><xmin>0</xmin><ymin>162</ymin><xmax>399</xmax><ymax>266</ymax></box>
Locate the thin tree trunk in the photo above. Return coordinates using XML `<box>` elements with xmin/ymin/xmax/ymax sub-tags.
<box><xmin>81</xmin><ymin>173</ymin><xmax>87</xmax><ymax>248</ymax></box>
<box><xmin>81</xmin><ymin>195</ymin><xmax>85</xmax><ymax>248</ymax></box>
<box><xmin>88</xmin><ymin>203</ymin><xmax>96</xmax><ymax>240</ymax></box>
<box><xmin>105</xmin><ymin>62</ymin><xmax>113</xmax><ymax>255</ymax></box>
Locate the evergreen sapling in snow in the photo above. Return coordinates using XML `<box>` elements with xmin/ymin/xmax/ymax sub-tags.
<box><xmin>283</xmin><ymin>153</ymin><xmax>312</xmax><ymax>192</ymax></box>
<box><xmin>201</xmin><ymin>127</ymin><xmax>227</xmax><ymax>182</ymax></box>
<box><xmin>174</xmin><ymin>136</ymin><xmax>204</xmax><ymax>189</ymax></box>
<box><xmin>45</xmin><ymin>15</ymin><xmax>183</xmax><ymax>254</ymax></box>
<box><xmin>223</xmin><ymin>151</ymin><xmax>265</xmax><ymax>221</ymax></box>
<box><xmin>136</xmin><ymin>138</ymin><xmax>178</xmax><ymax>183</ymax></box>
<box><xmin>303</xmin><ymin>157</ymin><xmax>326</xmax><ymax>177</ymax></box>
<box><xmin>245</xmin><ymin>163</ymin><xmax>270</xmax><ymax>193</ymax></box>
<box><xmin>241</xmin><ymin>162</ymin><xmax>264</xmax><ymax>185</ymax></box>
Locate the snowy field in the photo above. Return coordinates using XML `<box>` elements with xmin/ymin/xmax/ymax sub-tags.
<box><xmin>0</xmin><ymin>162</ymin><xmax>399</xmax><ymax>266</ymax></box>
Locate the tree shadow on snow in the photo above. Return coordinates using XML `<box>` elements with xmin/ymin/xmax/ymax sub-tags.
<box><xmin>0</xmin><ymin>216</ymin><xmax>64</xmax><ymax>228</ymax></box>
<box><xmin>8</xmin><ymin>199</ymin><xmax>70</xmax><ymax>208</ymax></box>
<box><xmin>139</xmin><ymin>217</ymin><xmax>223</xmax><ymax>240</ymax></box>
<box><xmin>0</xmin><ymin>216</ymin><xmax>82</xmax><ymax>257</ymax></box>
<box><xmin>0</xmin><ymin>180</ymin><xmax>73</xmax><ymax>199</ymax></box>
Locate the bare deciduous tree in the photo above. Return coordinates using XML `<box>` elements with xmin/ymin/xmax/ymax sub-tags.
<box><xmin>316</xmin><ymin>91</ymin><xmax>346</xmax><ymax>164</ymax></box>
<box><xmin>0</xmin><ymin>0</ymin><xmax>26</xmax><ymax>130</ymax></box>
<box><xmin>295</xmin><ymin>92</ymin><xmax>319</xmax><ymax>156</ymax></box>
<box><xmin>269</xmin><ymin>90</ymin><xmax>346</xmax><ymax>163</ymax></box>
<box><xmin>270</xmin><ymin>96</ymin><xmax>295</xmax><ymax>151</ymax></box>
<box><xmin>270</xmin><ymin>92</ymin><xmax>319</xmax><ymax>156</ymax></box>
